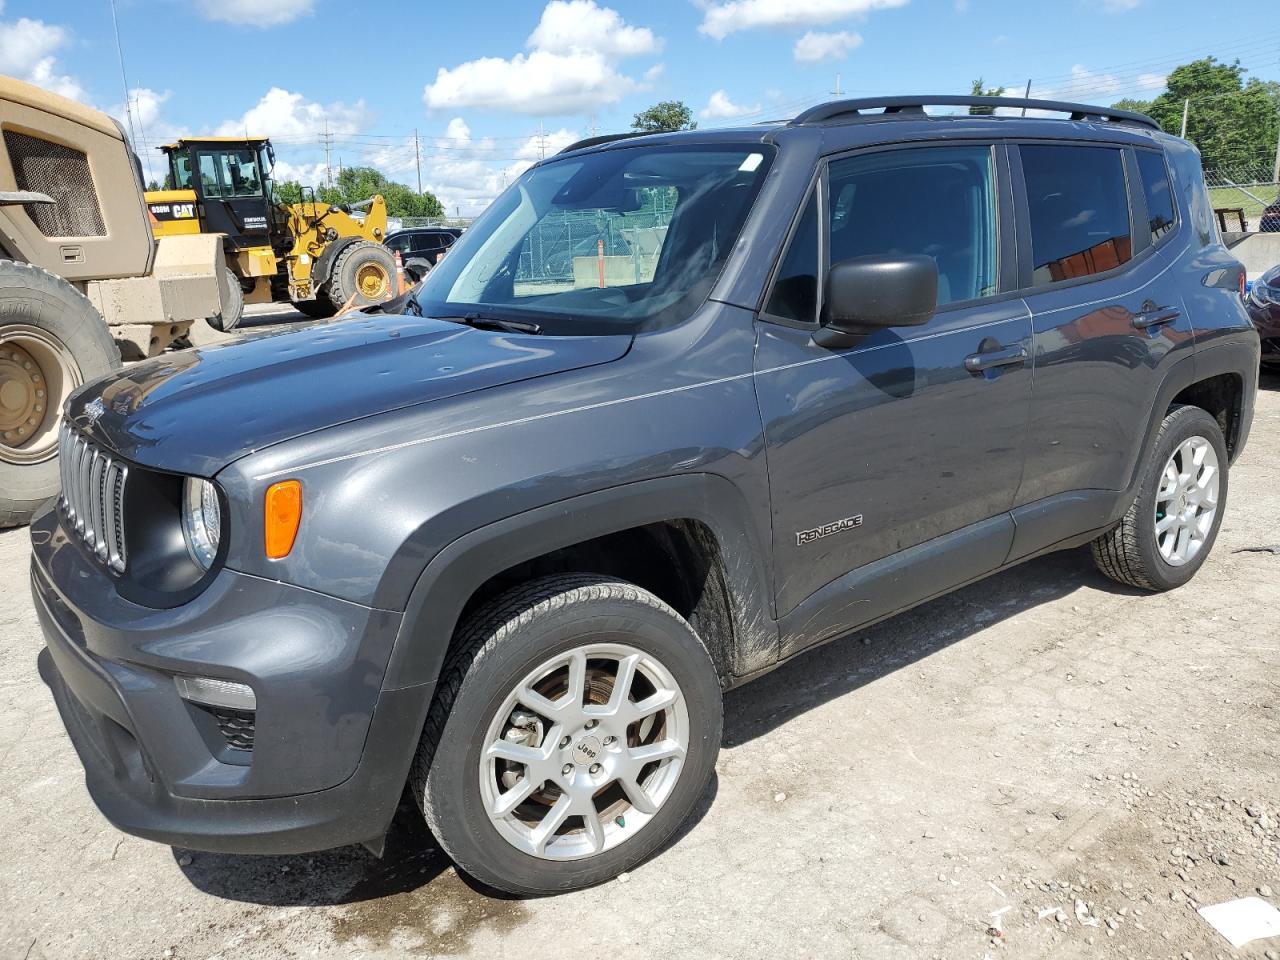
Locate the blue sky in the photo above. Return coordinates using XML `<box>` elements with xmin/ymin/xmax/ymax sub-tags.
<box><xmin>1</xmin><ymin>0</ymin><xmax>1277</xmax><ymax>214</ymax></box>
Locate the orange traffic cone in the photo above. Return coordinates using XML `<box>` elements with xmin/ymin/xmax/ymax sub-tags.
<box><xmin>393</xmin><ymin>249</ymin><xmax>406</xmax><ymax>296</ymax></box>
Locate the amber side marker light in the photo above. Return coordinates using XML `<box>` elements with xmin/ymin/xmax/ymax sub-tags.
<box><xmin>264</xmin><ymin>480</ymin><xmax>302</xmax><ymax>559</ymax></box>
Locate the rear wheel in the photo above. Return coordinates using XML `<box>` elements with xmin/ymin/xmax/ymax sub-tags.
<box><xmin>207</xmin><ymin>267</ymin><xmax>244</xmax><ymax>332</ymax></box>
<box><xmin>0</xmin><ymin>260</ymin><xmax>119</xmax><ymax>527</ymax></box>
<box><xmin>411</xmin><ymin>575</ymin><xmax>722</xmax><ymax>896</ymax></box>
<box><xmin>1091</xmin><ymin>405</ymin><xmax>1228</xmax><ymax>591</ymax></box>
<box><xmin>324</xmin><ymin>241</ymin><xmax>397</xmax><ymax>312</ymax></box>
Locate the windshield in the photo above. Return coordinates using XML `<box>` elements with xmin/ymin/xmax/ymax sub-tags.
<box><xmin>414</xmin><ymin>143</ymin><xmax>775</xmax><ymax>335</ymax></box>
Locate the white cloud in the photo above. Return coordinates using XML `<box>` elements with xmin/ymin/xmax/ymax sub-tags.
<box><xmin>215</xmin><ymin>87</ymin><xmax>368</xmax><ymax>139</ymax></box>
<box><xmin>423</xmin><ymin>0</ymin><xmax>661</xmax><ymax>116</ymax></box>
<box><xmin>1032</xmin><ymin>65</ymin><xmax>1167</xmax><ymax>105</ymax></box>
<box><xmin>424</xmin><ymin>50</ymin><xmax>639</xmax><ymax>115</ymax></box>
<box><xmin>196</xmin><ymin>0</ymin><xmax>316</xmax><ymax>27</ymax></box>
<box><xmin>698</xmin><ymin>0</ymin><xmax>908</xmax><ymax>39</ymax></box>
<box><xmin>527</xmin><ymin>0</ymin><xmax>661</xmax><ymax>57</ymax></box>
<box><xmin>413</xmin><ymin>117</ymin><xmax>579</xmax><ymax>217</ymax></box>
<box><xmin>793</xmin><ymin>30</ymin><xmax>862</xmax><ymax>63</ymax></box>
<box><xmin>1096</xmin><ymin>0</ymin><xmax>1140</xmax><ymax>10</ymax></box>
<box><xmin>0</xmin><ymin>14</ymin><xmax>84</xmax><ymax>101</ymax></box>
<box><xmin>700</xmin><ymin>89</ymin><xmax>761</xmax><ymax>120</ymax></box>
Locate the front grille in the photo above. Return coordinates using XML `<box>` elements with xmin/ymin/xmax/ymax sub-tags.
<box><xmin>4</xmin><ymin>130</ymin><xmax>106</xmax><ymax>237</ymax></box>
<box><xmin>211</xmin><ymin>708</ymin><xmax>255</xmax><ymax>752</ymax></box>
<box><xmin>58</xmin><ymin>421</ymin><xmax>128</xmax><ymax>573</ymax></box>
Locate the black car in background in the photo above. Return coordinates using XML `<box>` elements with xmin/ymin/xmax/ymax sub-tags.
<box><xmin>384</xmin><ymin>227</ymin><xmax>462</xmax><ymax>278</ymax></box>
<box><xmin>1246</xmin><ymin>264</ymin><xmax>1280</xmax><ymax>366</ymax></box>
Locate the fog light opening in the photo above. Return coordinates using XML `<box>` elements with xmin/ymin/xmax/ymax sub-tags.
<box><xmin>173</xmin><ymin>675</ymin><xmax>257</xmax><ymax>711</ymax></box>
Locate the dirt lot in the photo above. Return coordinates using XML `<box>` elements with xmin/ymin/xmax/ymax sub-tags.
<box><xmin>2</xmin><ymin>373</ymin><xmax>1278</xmax><ymax>960</ymax></box>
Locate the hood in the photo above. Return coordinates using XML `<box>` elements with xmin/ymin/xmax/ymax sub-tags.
<box><xmin>67</xmin><ymin>313</ymin><xmax>631</xmax><ymax>476</ymax></box>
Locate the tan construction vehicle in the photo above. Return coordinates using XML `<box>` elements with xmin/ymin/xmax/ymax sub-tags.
<box><xmin>0</xmin><ymin>75</ymin><xmax>226</xmax><ymax>526</ymax></box>
<box><xmin>146</xmin><ymin>138</ymin><xmax>397</xmax><ymax>328</ymax></box>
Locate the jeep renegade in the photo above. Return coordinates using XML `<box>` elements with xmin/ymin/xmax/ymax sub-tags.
<box><xmin>32</xmin><ymin>96</ymin><xmax>1260</xmax><ymax>896</ymax></box>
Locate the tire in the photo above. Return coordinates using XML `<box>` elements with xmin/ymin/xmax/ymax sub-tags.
<box><xmin>291</xmin><ymin>297</ymin><xmax>335</xmax><ymax>319</ymax></box>
<box><xmin>1091</xmin><ymin>404</ymin><xmax>1229</xmax><ymax>591</ymax></box>
<box><xmin>410</xmin><ymin>574</ymin><xmax>722</xmax><ymax>896</ymax></box>
<box><xmin>0</xmin><ymin>260</ymin><xmax>119</xmax><ymax>527</ymax></box>
<box><xmin>323</xmin><ymin>241</ymin><xmax>397</xmax><ymax>311</ymax></box>
<box><xmin>207</xmin><ymin>267</ymin><xmax>244</xmax><ymax>332</ymax></box>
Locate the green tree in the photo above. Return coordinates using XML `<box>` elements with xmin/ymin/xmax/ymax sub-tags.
<box><xmin>969</xmin><ymin>78</ymin><xmax>1006</xmax><ymax>115</ymax></box>
<box><xmin>632</xmin><ymin>100</ymin><xmax>696</xmax><ymax>133</ymax></box>
<box><xmin>1141</xmin><ymin>57</ymin><xmax>1280</xmax><ymax>170</ymax></box>
<box><xmin>310</xmin><ymin>165</ymin><xmax>444</xmax><ymax>218</ymax></box>
<box><xmin>1110</xmin><ymin>97</ymin><xmax>1155</xmax><ymax>116</ymax></box>
<box><xmin>145</xmin><ymin>179</ymin><xmax>162</xmax><ymax>192</ymax></box>
<box><xmin>274</xmin><ymin>178</ymin><xmax>304</xmax><ymax>205</ymax></box>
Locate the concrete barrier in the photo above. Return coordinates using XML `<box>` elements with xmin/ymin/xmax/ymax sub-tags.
<box><xmin>1222</xmin><ymin>231</ymin><xmax>1280</xmax><ymax>279</ymax></box>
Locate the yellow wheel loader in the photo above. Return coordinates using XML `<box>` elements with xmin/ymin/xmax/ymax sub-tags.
<box><xmin>146</xmin><ymin>138</ymin><xmax>395</xmax><ymax>328</ymax></box>
<box><xmin>0</xmin><ymin>76</ymin><xmax>226</xmax><ymax>527</ymax></box>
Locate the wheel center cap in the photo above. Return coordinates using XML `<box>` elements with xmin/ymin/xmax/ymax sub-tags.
<box><xmin>572</xmin><ymin>735</ymin><xmax>603</xmax><ymax>766</ymax></box>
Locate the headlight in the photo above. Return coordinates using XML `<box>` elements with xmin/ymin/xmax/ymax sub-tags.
<box><xmin>181</xmin><ymin>477</ymin><xmax>222</xmax><ymax>570</ymax></box>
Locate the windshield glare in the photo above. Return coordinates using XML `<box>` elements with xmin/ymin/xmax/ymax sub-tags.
<box><xmin>414</xmin><ymin>144</ymin><xmax>775</xmax><ymax>335</ymax></box>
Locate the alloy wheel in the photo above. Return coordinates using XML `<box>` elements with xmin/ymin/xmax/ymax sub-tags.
<box><xmin>478</xmin><ymin>643</ymin><xmax>689</xmax><ymax>861</ymax></box>
<box><xmin>1153</xmin><ymin>435</ymin><xmax>1220</xmax><ymax>567</ymax></box>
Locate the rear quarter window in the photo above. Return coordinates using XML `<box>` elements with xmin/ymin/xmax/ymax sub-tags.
<box><xmin>1136</xmin><ymin>150</ymin><xmax>1177</xmax><ymax>246</ymax></box>
<box><xmin>1021</xmin><ymin>144</ymin><xmax>1133</xmax><ymax>286</ymax></box>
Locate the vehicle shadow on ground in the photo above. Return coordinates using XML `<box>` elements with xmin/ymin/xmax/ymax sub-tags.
<box><xmin>177</xmin><ymin>776</ymin><xmax>720</xmax><ymax>908</ymax></box>
<box><xmin>722</xmin><ymin>545</ymin><xmax>1142</xmax><ymax>748</ymax></box>
<box><xmin>179</xmin><ymin>545</ymin><xmax>1122</xmax><ymax>908</ymax></box>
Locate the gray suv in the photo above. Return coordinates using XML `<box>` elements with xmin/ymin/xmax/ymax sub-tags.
<box><xmin>32</xmin><ymin>96</ymin><xmax>1259</xmax><ymax>896</ymax></box>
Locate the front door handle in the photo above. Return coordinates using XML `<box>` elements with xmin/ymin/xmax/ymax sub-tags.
<box><xmin>964</xmin><ymin>344</ymin><xmax>1028</xmax><ymax>373</ymax></box>
<box><xmin>1132</xmin><ymin>305</ymin><xmax>1180</xmax><ymax>329</ymax></box>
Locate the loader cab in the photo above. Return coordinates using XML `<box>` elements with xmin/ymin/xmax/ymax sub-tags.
<box><xmin>162</xmin><ymin>137</ymin><xmax>282</xmax><ymax>252</ymax></box>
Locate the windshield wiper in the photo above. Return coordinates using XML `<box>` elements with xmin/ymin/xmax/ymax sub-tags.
<box><xmin>438</xmin><ymin>313</ymin><xmax>542</xmax><ymax>335</ymax></box>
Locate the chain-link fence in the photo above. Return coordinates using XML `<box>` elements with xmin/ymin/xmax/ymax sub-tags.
<box><xmin>395</xmin><ymin>216</ymin><xmax>475</xmax><ymax>230</ymax></box>
<box><xmin>1204</xmin><ymin>163</ymin><xmax>1279</xmax><ymax>232</ymax></box>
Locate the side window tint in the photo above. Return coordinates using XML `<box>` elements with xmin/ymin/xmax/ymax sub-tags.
<box><xmin>827</xmin><ymin>145</ymin><xmax>997</xmax><ymax>306</ymax></box>
<box><xmin>1136</xmin><ymin>150</ymin><xmax>1176</xmax><ymax>246</ymax></box>
<box><xmin>764</xmin><ymin>188</ymin><xmax>819</xmax><ymax>322</ymax></box>
<box><xmin>1022</xmin><ymin>145</ymin><xmax>1132</xmax><ymax>286</ymax></box>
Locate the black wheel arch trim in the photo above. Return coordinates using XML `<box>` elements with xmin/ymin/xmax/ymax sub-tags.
<box><xmin>380</xmin><ymin>474</ymin><xmax>780</xmax><ymax>693</ymax></box>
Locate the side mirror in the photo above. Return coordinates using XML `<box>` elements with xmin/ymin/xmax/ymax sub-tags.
<box><xmin>816</xmin><ymin>254</ymin><xmax>938</xmax><ymax>346</ymax></box>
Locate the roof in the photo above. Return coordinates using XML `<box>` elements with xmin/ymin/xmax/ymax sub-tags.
<box><xmin>159</xmin><ymin>136</ymin><xmax>270</xmax><ymax>151</ymax></box>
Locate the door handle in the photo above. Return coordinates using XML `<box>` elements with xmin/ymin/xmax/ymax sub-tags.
<box><xmin>964</xmin><ymin>344</ymin><xmax>1028</xmax><ymax>373</ymax></box>
<box><xmin>1132</xmin><ymin>306</ymin><xmax>1180</xmax><ymax>329</ymax></box>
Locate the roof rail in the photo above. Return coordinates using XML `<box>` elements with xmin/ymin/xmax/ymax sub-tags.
<box><xmin>790</xmin><ymin>96</ymin><xmax>1161</xmax><ymax>131</ymax></box>
<box><xmin>557</xmin><ymin>132</ymin><xmax>648</xmax><ymax>156</ymax></box>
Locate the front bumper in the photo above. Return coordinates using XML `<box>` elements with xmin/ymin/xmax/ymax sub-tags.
<box><xmin>31</xmin><ymin>501</ymin><xmax>432</xmax><ymax>853</ymax></box>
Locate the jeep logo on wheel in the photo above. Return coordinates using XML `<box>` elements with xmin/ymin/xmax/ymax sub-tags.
<box><xmin>572</xmin><ymin>737</ymin><xmax>602</xmax><ymax>765</ymax></box>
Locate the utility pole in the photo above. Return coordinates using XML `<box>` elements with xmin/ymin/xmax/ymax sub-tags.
<box><xmin>1272</xmin><ymin>108</ymin><xmax>1280</xmax><ymax>184</ymax></box>
<box><xmin>108</xmin><ymin>1</ymin><xmax>140</xmax><ymax>154</ymax></box>
<box><xmin>588</xmin><ymin>115</ymin><xmax>598</xmax><ymax>138</ymax></box>
<box><xmin>831</xmin><ymin>73</ymin><xmax>843</xmax><ymax>97</ymax></box>
<box><xmin>322</xmin><ymin>119</ymin><xmax>334</xmax><ymax>188</ymax></box>
<box><xmin>538</xmin><ymin>121</ymin><xmax>547</xmax><ymax>160</ymax></box>
<box><xmin>1180</xmin><ymin>98</ymin><xmax>1190</xmax><ymax>139</ymax></box>
<box><xmin>414</xmin><ymin>128</ymin><xmax>422</xmax><ymax>194</ymax></box>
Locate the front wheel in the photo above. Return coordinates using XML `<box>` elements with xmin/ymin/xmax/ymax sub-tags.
<box><xmin>207</xmin><ymin>267</ymin><xmax>244</xmax><ymax>332</ymax></box>
<box><xmin>1091</xmin><ymin>404</ymin><xmax>1228</xmax><ymax>591</ymax></box>
<box><xmin>411</xmin><ymin>575</ymin><xmax>722</xmax><ymax>896</ymax></box>
<box><xmin>323</xmin><ymin>241</ymin><xmax>397</xmax><ymax>312</ymax></box>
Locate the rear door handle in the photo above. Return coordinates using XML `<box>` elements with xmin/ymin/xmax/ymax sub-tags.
<box><xmin>964</xmin><ymin>344</ymin><xmax>1028</xmax><ymax>373</ymax></box>
<box><xmin>1132</xmin><ymin>307</ymin><xmax>1180</xmax><ymax>329</ymax></box>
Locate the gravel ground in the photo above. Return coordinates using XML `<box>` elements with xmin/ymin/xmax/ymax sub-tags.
<box><xmin>2</xmin><ymin>373</ymin><xmax>1278</xmax><ymax>960</ymax></box>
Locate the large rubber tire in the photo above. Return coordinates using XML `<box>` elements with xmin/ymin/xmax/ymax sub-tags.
<box><xmin>323</xmin><ymin>241</ymin><xmax>397</xmax><ymax>311</ymax></box>
<box><xmin>0</xmin><ymin>260</ymin><xmax>119</xmax><ymax>528</ymax></box>
<box><xmin>410</xmin><ymin>575</ymin><xmax>722</xmax><ymax>896</ymax></box>
<box><xmin>291</xmin><ymin>297</ymin><xmax>335</xmax><ymax>319</ymax></box>
<box><xmin>1091</xmin><ymin>404</ymin><xmax>1229</xmax><ymax>591</ymax></box>
<box><xmin>207</xmin><ymin>267</ymin><xmax>244</xmax><ymax>332</ymax></box>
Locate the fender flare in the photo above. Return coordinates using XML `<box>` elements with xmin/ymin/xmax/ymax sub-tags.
<box><xmin>313</xmin><ymin>235</ymin><xmax>361</xmax><ymax>291</ymax></box>
<box><xmin>380</xmin><ymin>473</ymin><xmax>779</xmax><ymax>692</ymax></box>
<box><xmin>1123</xmin><ymin>335</ymin><xmax>1258</xmax><ymax>509</ymax></box>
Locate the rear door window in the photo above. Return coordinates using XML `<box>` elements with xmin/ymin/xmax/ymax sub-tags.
<box><xmin>1135</xmin><ymin>150</ymin><xmax>1177</xmax><ymax>246</ymax></box>
<box><xmin>1020</xmin><ymin>144</ymin><xmax>1133</xmax><ymax>286</ymax></box>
